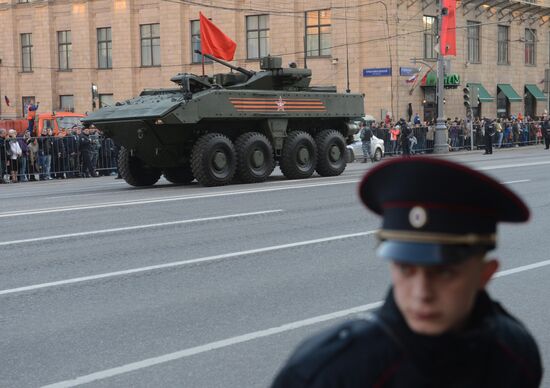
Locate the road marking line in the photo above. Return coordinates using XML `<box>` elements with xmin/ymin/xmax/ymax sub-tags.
<box><xmin>41</xmin><ymin>257</ymin><xmax>550</xmax><ymax>388</ymax></box>
<box><xmin>478</xmin><ymin>160</ymin><xmax>550</xmax><ymax>170</ymax></box>
<box><xmin>3</xmin><ymin>159</ymin><xmax>548</xmax><ymax>219</ymax></box>
<box><xmin>0</xmin><ymin>179</ymin><xmax>358</xmax><ymax>218</ymax></box>
<box><xmin>40</xmin><ymin>301</ymin><xmax>385</xmax><ymax>388</ymax></box>
<box><xmin>502</xmin><ymin>179</ymin><xmax>531</xmax><ymax>185</ymax></box>
<box><xmin>0</xmin><ymin>210</ymin><xmax>283</xmax><ymax>247</ymax></box>
<box><xmin>0</xmin><ymin>231</ymin><xmax>377</xmax><ymax>297</ymax></box>
<box><xmin>494</xmin><ymin>259</ymin><xmax>550</xmax><ymax>278</ymax></box>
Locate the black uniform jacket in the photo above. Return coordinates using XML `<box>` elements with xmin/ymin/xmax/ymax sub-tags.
<box><xmin>272</xmin><ymin>290</ymin><xmax>542</xmax><ymax>388</ymax></box>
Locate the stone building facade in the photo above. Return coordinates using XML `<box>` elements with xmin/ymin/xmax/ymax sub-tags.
<box><xmin>0</xmin><ymin>0</ymin><xmax>549</xmax><ymax>122</ymax></box>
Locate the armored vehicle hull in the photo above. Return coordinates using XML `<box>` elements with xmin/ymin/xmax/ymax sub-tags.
<box><xmin>83</xmin><ymin>55</ymin><xmax>364</xmax><ymax>187</ymax></box>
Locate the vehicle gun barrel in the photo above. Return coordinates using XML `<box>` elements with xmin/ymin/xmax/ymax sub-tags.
<box><xmin>194</xmin><ymin>50</ymin><xmax>255</xmax><ymax>78</ymax></box>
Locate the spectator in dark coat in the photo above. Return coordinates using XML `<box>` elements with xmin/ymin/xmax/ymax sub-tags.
<box><xmin>79</xmin><ymin>127</ymin><xmax>96</xmax><ymax>177</ymax></box>
<box><xmin>37</xmin><ymin>127</ymin><xmax>54</xmax><ymax>180</ymax></box>
<box><xmin>17</xmin><ymin>133</ymin><xmax>29</xmax><ymax>182</ymax></box>
<box><xmin>0</xmin><ymin>128</ymin><xmax>7</xmax><ymax>183</ymax></box>
<box><xmin>52</xmin><ymin>130</ymin><xmax>66</xmax><ymax>179</ymax></box>
<box><xmin>64</xmin><ymin>126</ymin><xmax>79</xmax><ymax>177</ymax></box>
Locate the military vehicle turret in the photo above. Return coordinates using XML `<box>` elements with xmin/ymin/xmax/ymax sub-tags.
<box><xmin>82</xmin><ymin>52</ymin><xmax>364</xmax><ymax>187</ymax></box>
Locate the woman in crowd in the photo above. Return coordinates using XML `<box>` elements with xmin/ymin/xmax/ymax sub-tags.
<box><xmin>389</xmin><ymin>124</ymin><xmax>400</xmax><ymax>155</ymax></box>
<box><xmin>25</xmin><ymin>132</ymin><xmax>38</xmax><ymax>181</ymax></box>
<box><xmin>16</xmin><ymin>132</ymin><xmax>29</xmax><ymax>181</ymax></box>
<box><xmin>6</xmin><ymin>129</ymin><xmax>22</xmax><ymax>183</ymax></box>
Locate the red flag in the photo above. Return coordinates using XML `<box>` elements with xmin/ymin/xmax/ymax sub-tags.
<box><xmin>4</xmin><ymin>96</ymin><xmax>10</xmax><ymax>106</ymax></box>
<box><xmin>440</xmin><ymin>0</ymin><xmax>456</xmax><ymax>56</ymax></box>
<box><xmin>199</xmin><ymin>12</ymin><xmax>236</xmax><ymax>61</ymax></box>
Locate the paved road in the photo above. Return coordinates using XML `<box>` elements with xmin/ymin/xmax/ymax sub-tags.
<box><xmin>1</xmin><ymin>147</ymin><xmax>549</xmax><ymax>387</ymax></box>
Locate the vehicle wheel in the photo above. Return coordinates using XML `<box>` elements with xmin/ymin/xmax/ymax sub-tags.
<box><xmin>234</xmin><ymin>132</ymin><xmax>275</xmax><ymax>183</ymax></box>
<box><xmin>280</xmin><ymin>131</ymin><xmax>317</xmax><ymax>179</ymax></box>
<box><xmin>118</xmin><ymin>146</ymin><xmax>162</xmax><ymax>187</ymax></box>
<box><xmin>373</xmin><ymin>147</ymin><xmax>383</xmax><ymax>162</ymax></box>
<box><xmin>163</xmin><ymin>164</ymin><xmax>194</xmax><ymax>185</ymax></box>
<box><xmin>191</xmin><ymin>133</ymin><xmax>237</xmax><ymax>186</ymax></box>
<box><xmin>315</xmin><ymin>130</ymin><xmax>347</xmax><ymax>176</ymax></box>
<box><xmin>345</xmin><ymin>148</ymin><xmax>355</xmax><ymax>163</ymax></box>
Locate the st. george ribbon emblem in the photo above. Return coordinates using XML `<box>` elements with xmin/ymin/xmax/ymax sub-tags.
<box><xmin>276</xmin><ymin>96</ymin><xmax>286</xmax><ymax>111</ymax></box>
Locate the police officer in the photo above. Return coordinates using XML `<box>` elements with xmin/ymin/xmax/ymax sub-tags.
<box><xmin>359</xmin><ymin>121</ymin><xmax>373</xmax><ymax>163</ymax></box>
<box><xmin>399</xmin><ymin>119</ymin><xmax>412</xmax><ymax>157</ymax></box>
<box><xmin>79</xmin><ymin>127</ymin><xmax>95</xmax><ymax>177</ymax></box>
<box><xmin>543</xmin><ymin>115</ymin><xmax>550</xmax><ymax>150</ymax></box>
<box><xmin>271</xmin><ymin>157</ymin><xmax>542</xmax><ymax>388</ymax></box>
<box><xmin>483</xmin><ymin>118</ymin><xmax>495</xmax><ymax>155</ymax></box>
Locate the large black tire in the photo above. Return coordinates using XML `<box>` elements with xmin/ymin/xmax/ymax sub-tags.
<box><xmin>191</xmin><ymin>133</ymin><xmax>237</xmax><ymax>186</ymax></box>
<box><xmin>280</xmin><ymin>131</ymin><xmax>317</xmax><ymax>179</ymax></box>
<box><xmin>235</xmin><ymin>132</ymin><xmax>275</xmax><ymax>183</ymax></box>
<box><xmin>118</xmin><ymin>147</ymin><xmax>162</xmax><ymax>187</ymax></box>
<box><xmin>163</xmin><ymin>164</ymin><xmax>194</xmax><ymax>185</ymax></box>
<box><xmin>315</xmin><ymin>130</ymin><xmax>347</xmax><ymax>176</ymax></box>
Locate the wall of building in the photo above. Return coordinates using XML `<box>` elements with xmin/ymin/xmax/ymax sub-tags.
<box><xmin>0</xmin><ymin>0</ymin><xmax>548</xmax><ymax>121</ymax></box>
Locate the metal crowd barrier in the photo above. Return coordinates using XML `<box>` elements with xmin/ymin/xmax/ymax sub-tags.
<box><xmin>1</xmin><ymin>125</ymin><xmax>547</xmax><ymax>182</ymax></box>
<box><xmin>1</xmin><ymin>134</ymin><xmax>118</xmax><ymax>183</ymax></box>
<box><xmin>372</xmin><ymin>120</ymin><xmax>546</xmax><ymax>155</ymax></box>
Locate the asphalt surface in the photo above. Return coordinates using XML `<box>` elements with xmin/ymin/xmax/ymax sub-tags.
<box><xmin>1</xmin><ymin>146</ymin><xmax>549</xmax><ymax>388</ymax></box>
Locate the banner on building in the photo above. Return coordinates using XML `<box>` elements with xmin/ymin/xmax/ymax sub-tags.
<box><xmin>440</xmin><ymin>0</ymin><xmax>456</xmax><ymax>56</ymax></box>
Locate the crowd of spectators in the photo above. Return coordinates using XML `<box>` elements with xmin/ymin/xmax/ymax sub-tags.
<box><xmin>2</xmin><ymin>112</ymin><xmax>549</xmax><ymax>183</ymax></box>
<box><xmin>0</xmin><ymin>125</ymin><xmax>119</xmax><ymax>184</ymax></box>
<box><xmin>366</xmin><ymin>112</ymin><xmax>550</xmax><ymax>155</ymax></box>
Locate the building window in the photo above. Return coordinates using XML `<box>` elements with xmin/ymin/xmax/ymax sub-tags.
<box><xmin>17</xmin><ymin>0</ymin><xmax>30</xmax><ymax>3</ymax></box>
<box><xmin>497</xmin><ymin>89</ymin><xmax>509</xmax><ymax>119</ymax></box>
<box><xmin>59</xmin><ymin>95</ymin><xmax>74</xmax><ymax>112</ymax></box>
<box><xmin>423</xmin><ymin>16</ymin><xmax>437</xmax><ymax>60</ymax></box>
<box><xmin>22</xmin><ymin>96</ymin><xmax>35</xmax><ymax>117</ymax></box>
<box><xmin>140</xmin><ymin>24</ymin><xmax>160</xmax><ymax>67</ymax></box>
<box><xmin>305</xmin><ymin>9</ymin><xmax>331</xmax><ymax>57</ymax></box>
<box><xmin>21</xmin><ymin>33</ymin><xmax>32</xmax><ymax>72</ymax></box>
<box><xmin>190</xmin><ymin>20</ymin><xmax>213</xmax><ymax>63</ymax></box>
<box><xmin>58</xmin><ymin>31</ymin><xmax>72</xmax><ymax>70</ymax></box>
<box><xmin>246</xmin><ymin>15</ymin><xmax>269</xmax><ymax>59</ymax></box>
<box><xmin>497</xmin><ymin>25</ymin><xmax>509</xmax><ymax>65</ymax></box>
<box><xmin>97</xmin><ymin>27</ymin><xmax>112</xmax><ymax>69</ymax></box>
<box><xmin>525</xmin><ymin>28</ymin><xmax>536</xmax><ymax>65</ymax></box>
<box><xmin>99</xmin><ymin>94</ymin><xmax>114</xmax><ymax>108</ymax></box>
<box><xmin>467</xmin><ymin>21</ymin><xmax>480</xmax><ymax>63</ymax></box>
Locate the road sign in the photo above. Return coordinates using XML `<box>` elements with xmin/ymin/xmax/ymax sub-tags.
<box><xmin>363</xmin><ymin>68</ymin><xmax>392</xmax><ymax>77</ymax></box>
<box><xmin>399</xmin><ymin>67</ymin><xmax>420</xmax><ymax>76</ymax></box>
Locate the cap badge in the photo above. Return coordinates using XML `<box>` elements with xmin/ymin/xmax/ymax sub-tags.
<box><xmin>409</xmin><ymin>206</ymin><xmax>428</xmax><ymax>229</ymax></box>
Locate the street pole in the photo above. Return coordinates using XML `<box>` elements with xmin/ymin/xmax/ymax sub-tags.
<box><xmin>434</xmin><ymin>0</ymin><xmax>449</xmax><ymax>153</ymax></box>
<box><xmin>470</xmin><ymin>113</ymin><xmax>474</xmax><ymax>151</ymax></box>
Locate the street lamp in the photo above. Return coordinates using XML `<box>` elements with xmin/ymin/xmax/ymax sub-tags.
<box><xmin>91</xmin><ymin>83</ymin><xmax>98</xmax><ymax>110</ymax></box>
<box><xmin>433</xmin><ymin>1</ymin><xmax>449</xmax><ymax>154</ymax></box>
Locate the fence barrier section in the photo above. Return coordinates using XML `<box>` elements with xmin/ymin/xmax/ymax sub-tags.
<box><xmin>1</xmin><ymin>134</ymin><xmax>118</xmax><ymax>183</ymax></box>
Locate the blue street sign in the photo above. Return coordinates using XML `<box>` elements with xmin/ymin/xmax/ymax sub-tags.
<box><xmin>362</xmin><ymin>68</ymin><xmax>392</xmax><ymax>77</ymax></box>
<box><xmin>400</xmin><ymin>67</ymin><xmax>419</xmax><ymax>76</ymax></box>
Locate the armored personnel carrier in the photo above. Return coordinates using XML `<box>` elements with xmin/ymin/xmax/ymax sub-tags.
<box><xmin>82</xmin><ymin>53</ymin><xmax>364</xmax><ymax>187</ymax></box>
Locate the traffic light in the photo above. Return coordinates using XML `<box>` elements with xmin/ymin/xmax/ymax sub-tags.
<box><xmin>464</xmin><ymin>85</ymin><xmax>480</xmax><ymax>109</ymax></box>
<box><xmin>470</xmin><ymin>86</ymin><xmax>479</xmax><ymax>108</ymax></box>
<box><xmin>463</xmin><ymin>87</ymin><xmax>471</xmax><ymax>109</ymax></box>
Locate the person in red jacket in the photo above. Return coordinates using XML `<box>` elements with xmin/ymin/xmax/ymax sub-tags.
<box><xmin>26</xmin><ymin>101</ymin><xmax>39</xmax><ymax>135</ymax></box>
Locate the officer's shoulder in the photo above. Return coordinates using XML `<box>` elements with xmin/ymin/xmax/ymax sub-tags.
<box><xmin>274</xmin><ymin>316</ymin><xmax>389</xmax><ymax>385</ymax></box>
<box><xmin>490</xmin><ymin>300</ymin><xmax>541</xmax><ymax>365</ymax></box>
